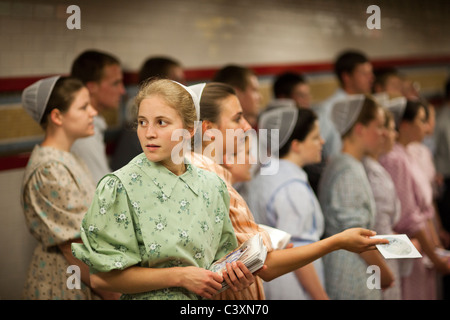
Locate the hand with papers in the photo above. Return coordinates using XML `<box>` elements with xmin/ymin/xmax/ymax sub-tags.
<box><xmin>210</xmin><ymin>234</ymin><xmax>268</xmax><ymax>293</ymax></box>
<box><xmin>335</xmin><ymin>228</ymin><xmax>390</xmax><ymax>253</ymax></box>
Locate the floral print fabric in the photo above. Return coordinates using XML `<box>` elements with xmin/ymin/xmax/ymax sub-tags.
<box><xmin>21</xmin><ymin>145</ymin><xmax>97</xmax><ymax>299</ymax></box>
<box><xmin>72</xmin><ymin>153</ymin><xmax>238</xmax><ymax>300</ymax></box>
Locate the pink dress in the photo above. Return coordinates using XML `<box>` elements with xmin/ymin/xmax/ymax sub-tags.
<box><xmin>380</xmin><ymin>143</ymin><xmax>437</xmax><ymax>300</ymax></box>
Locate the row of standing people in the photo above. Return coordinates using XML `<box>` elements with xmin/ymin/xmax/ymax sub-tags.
<box><xmin>237</xmin><ymin>50</ymin><xmax>450</xmax><ymax>300</ymax></box>
<box><xmin>19</xmin><ymin>48</ymin><xmax>448</xmax><ymax>300</ymax></box>
<box><xmin>19</xmin><ymin>49</ymin><xmax>389</xmax><ymax>300</ymax></box>
<box><xmin>244</xmin><ymin>96</ymin><xmax>450</xmax><ymax>300</ymax></box>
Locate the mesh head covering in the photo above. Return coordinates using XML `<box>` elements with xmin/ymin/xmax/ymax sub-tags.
<box><xmin>331</xmin><ymin>94</ymin><xmax>365</xmax><ymax>136</ymax></box>
<box><xmin>21</xmin><ymin>76</ymin><xmax>61</xmax><ymax>123</ymax></box>
<box><xmin>264</xmin><ymin>98</ymin><xmax>298</xmax><ymax>113</ymax></box>
<box><xmin>373</xmin><ymin>92</ymin><xmax>407</xmax><ymax>128</ymax></box>
<box><xmin>258</xmin><ymin>100</ymin><xmax>299</xmax><ymax>155</ymax></box>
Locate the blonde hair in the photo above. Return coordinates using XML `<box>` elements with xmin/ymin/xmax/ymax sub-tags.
<box><xmin>134</xmin><ymin>78</ymin><xmax>196</xmax><ymax>131</ymax></box>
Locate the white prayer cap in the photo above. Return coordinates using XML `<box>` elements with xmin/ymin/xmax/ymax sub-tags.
<box><xmin>372</xmin><ymin>92</ymin><xmax>389</xmax><ymax>107</ymax></box>
<box><xmin>171</xmin><ymin>81</ymin><xmax>205</xmax><ymax>122</ymax></box>
<box><xmin>188</xmin><ymin>83</ymin><xmax>206</xmax><ymax>121</ymax></box>
<box><xmin>21</xmin><ymin>76</ymin><xmax>60</xmax><ymax>123</ymax></box>
<box><xmin>264</xmin><ymin>98</ymin><xmax>298</xmax><ymax>112</ymax></box>
<box><xmin>331</xmin><ymin>94</ymin><xmax>365</xmax><ymax>136</ymax></box>
<box><xmin>373</xmin><ymin>93</ymin><xmax>407</xmax><ymax>128</ymax></box>
<box><xmin>258</xmin><ymin>100</ymin><xmax>298</xmax><ymax>152</ymax></box>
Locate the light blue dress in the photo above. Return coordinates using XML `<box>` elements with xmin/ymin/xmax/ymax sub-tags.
<box><xmin>318</xmin><ymin>153</ymin><xmax>380</xmax><ymax>300</ymax></box>
<box><xmin>245</xmin><ymin>159</ymin><xmax>325</xmax><ymax>300</ymax></box>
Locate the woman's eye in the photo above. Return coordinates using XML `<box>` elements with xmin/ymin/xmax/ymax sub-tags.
<box><xmin>158</xmin><ymin>119</ymin><xmax>167</xmax><ymax>126</ymax></box>
<box><xmin>138</xmin><ymin>120</ymin><xmax>147</xmax><ymax>126</ymax></box>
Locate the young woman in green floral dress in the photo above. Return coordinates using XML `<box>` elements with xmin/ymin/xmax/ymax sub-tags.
<box><xmin>72</xmin><ymin>79</ymin><xmax>253</xmax><ymax>300</ymax></box>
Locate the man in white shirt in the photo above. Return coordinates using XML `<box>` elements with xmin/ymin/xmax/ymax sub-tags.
<box><xmin>70</xmin><ymin>50</ymin><xmax>126</xmax><ymax>183</ymax></box>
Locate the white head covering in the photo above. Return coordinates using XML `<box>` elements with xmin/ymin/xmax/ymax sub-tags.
<box><xmin>258</xmin><ymin>100</ymin><xmax>299</xmax><ymax>153</ymax></box>
<box><xmin>171</xmin><ymin>81</ymin><xmax>205</xmax><ymax>122</ymax></box>
<box><xmin>21</xmin><ymin>76</ymin><xmax>61</xmax><ymax>123</ymax></box>
<box><xmin>373</xmin><ymin>92</ymin><xmax>407</xmax><ymax>128</ymax></box>
<box><xmin>264</xmin><ymin>98</ymin><xmax>298</xmax><ymax>113</ymax></box>
<box><xmin>331</xmin><ymin>94</ymin><xmax>366</xmax><ymax>136</ymax></box>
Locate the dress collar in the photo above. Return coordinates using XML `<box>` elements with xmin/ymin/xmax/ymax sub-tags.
<box><xmin>133</xmin><ymin>154</ymin><xmax>199</xmax><ymax>197</ymax></box>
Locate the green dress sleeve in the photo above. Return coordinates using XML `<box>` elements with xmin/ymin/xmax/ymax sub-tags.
<box><xmin>72</xmin><ymin>175</ymin><xmax>142</xmax><ymax>273</ymax></box>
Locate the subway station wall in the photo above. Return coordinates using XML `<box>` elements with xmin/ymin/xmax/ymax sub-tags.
<box><xmin>1</xmin><ymin>0</ymin><xmax>450</xmax><ymax>299</ymax></box>
<box><xmin>1</xmin><ymin>0</ymin><xmax>449</xmax><ymax>153</ymax></box>
<box><xmin>0</xmin><ymin>0</ymin><xmax>449</xmax><ymax>76</ymax></box>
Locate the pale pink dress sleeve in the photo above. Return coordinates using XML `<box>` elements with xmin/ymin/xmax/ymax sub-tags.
<box><xmin>407</xmin><ymin>143</ymin><xmax>436</xmax><ymax>219</ymax></box>
<box><xmin>380</xmin><ymin>147</ymin><xmax>427</xmax><ymax>236</ymax></box>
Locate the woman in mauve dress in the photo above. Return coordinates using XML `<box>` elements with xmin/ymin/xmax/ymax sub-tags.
<box><xmin>363</xmin><ymin>108</ymin><xmax>412</xmax><ymax>299</ymax></box>
<box><xmin>380</xmin><ymin>100</ymin><xmax>450</xmax><ymax>299</ymax></box>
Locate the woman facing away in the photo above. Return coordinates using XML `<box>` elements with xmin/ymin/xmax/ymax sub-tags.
<box><xmin>318</xmin><ymin>94</ymin><xmax>395</xmax><ymax>300</ymax></box>
<box><xmin>188</xmin><ymin>82</ymin><xmax>390</xmax><ymax>300</ymax></box>
<box><xmin>244</xmin><ymin>104</ymin><xmax>330</xmax><ymax>300</ymax></box>
<box><xmin>20</xmin><ymin>76</ymin><xmax>118</xmax><ymax>299</ymax></box>
<box><xmin>72</xmin><ymin>79</ymin><xmax>254</xmax><ymax>300</ymax></box>
<box><xmin>380</xmin><ymin>100</ymin><xmax>450</xmax><ymax>299</ymax></box>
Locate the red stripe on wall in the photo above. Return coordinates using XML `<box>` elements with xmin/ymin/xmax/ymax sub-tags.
<box><xmin>1</xmin><ymin>54</ymin><xmax>449</xmax><ymax>171</ymax></box>
<box><xmin>1</xmin><ymin>55</ymin><xmax>449</xmax><ymax>92</ymax></box>
<box><xmin>0</xmin><ymin>153</ymin><xmax>31</xmax><ymax>171</ymax></box>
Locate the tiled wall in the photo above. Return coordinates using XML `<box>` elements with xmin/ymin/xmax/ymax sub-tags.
<box><xmin>1</xmin><ymin>0</ymin><xmax>449</xmax><ymax>151</ymax></box>
<box><xmin>1</xmin><ymin>0</ymin><xmax>449</xmax><ymax>77</ymax></box>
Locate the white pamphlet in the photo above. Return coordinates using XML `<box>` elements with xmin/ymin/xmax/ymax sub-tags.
<box><xmin>372</xmin><ymin>234</ymin><xmax>422</xmax><ymax>259</ymax></box>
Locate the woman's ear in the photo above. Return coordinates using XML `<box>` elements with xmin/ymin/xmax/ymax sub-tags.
<box><xmin>202</xmin><ymin>120</ymin><xmax>216</xmax><ymax>140</ymax></box>
<box><xmin>353</xmin><ymin>122</ymin><xmax>365</xmax><ymax>136</ymax></box>
<box><xmin>49</xmin><ymin>108</ymin><xmax>63</xmax><ymax>126</ymax></box>
<box><xmin>290</xmin><ymin>139</ymin><xmax>301</xmax><ymax>154</ymax></box>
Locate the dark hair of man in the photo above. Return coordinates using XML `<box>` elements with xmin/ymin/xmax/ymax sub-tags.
<box><xmin>279</xmin><ymin>108</ymin><xmax>318</xmax><ymax>158</ymax></box>
<box><xmin>334</xmin><ymin>50</ymin><xmax>370</xmax><ymax>86</ymax></box>
<box><xmin>70</xmin><ymin>50</ymin><xmax>120</xmax><ymax>84</ymax></box>
<box><xmin>138</xmin><ymin>56</ymin><xmax>181</xmax><ymax>83</ymax></box>
<box><xmin>273</xmin><ymin>72</ymin><xmax>306</xmax><ymax>98</ymax></box>
<box><xmin>372</xmin><ymin>67</ymin><xmax>399</xmax><ymax>93</ymax></box>
<box><xmin>212</xmin><ymin>65</ymin><xmax>254</xmax><ymax>91</ymax></box>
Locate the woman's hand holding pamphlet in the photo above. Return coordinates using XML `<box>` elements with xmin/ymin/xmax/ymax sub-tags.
<box><xmin>209</xmin><ymin>234</ymin><xmax>268</xmax><ymax>292</ymax></box>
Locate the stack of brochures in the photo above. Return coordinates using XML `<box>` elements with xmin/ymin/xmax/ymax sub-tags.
<box><xmin>210</xmin><ymin>234</ymin><xmax>268</xmax><ymax>292</ymax></box>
